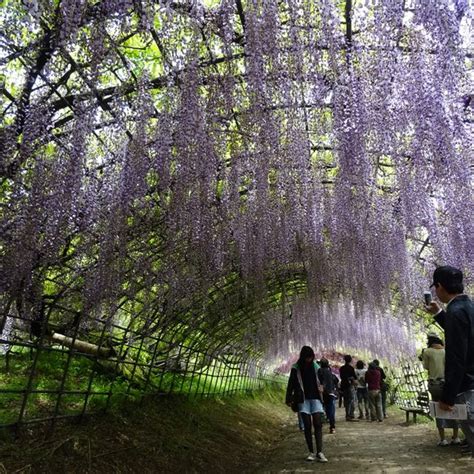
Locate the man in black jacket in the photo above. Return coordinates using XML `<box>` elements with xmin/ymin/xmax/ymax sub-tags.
<box><xmin>426</xmin><ymin>266</ymin><xmax>474</xmax><ymax>455</ymax></box>
<box><xmin>339</xmin><ymin>355</ymin><xmax>357</xmax><ymax>421</ymax></box>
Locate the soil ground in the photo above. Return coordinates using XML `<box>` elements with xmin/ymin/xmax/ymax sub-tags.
<box><xmin>0</xmin><ymin>389</ymin><xmax>473</xmax><ymax>473</ymax></box>
<box><xmin>255</xmin><ymin>405</ymin><xmax>473</xmax><ymax>473</ymax></box>
<box><xmin>0</xmin><ymin>389</ymin><xmax>286</xmax><ymax>473</ymax></box>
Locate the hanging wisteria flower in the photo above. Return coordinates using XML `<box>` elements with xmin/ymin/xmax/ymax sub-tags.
<box><xmin>0</xmin><ymin>0</ymin><xmax>472</xmax><ymax>368</ymax></box>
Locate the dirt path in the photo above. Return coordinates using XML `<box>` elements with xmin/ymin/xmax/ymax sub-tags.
<box><xmin>253</xmin><ymin>407</ymin><xmax>473</xmax><ymax>473</ymax></box>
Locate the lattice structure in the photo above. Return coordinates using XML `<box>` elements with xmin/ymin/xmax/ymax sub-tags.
<box><xmin>1</xmin><ymin>308</ymin><xmax>275</xmax><ymax>429</ymax></box>
<box><xmin>393</xmin><ymin>362</ymin><xmax>430</xmax><ymax>415</ymax></box>
<box><xmin>0</xmin><ymin>268</ymin><xmax>302</xmax><ymax>429</ymax></box>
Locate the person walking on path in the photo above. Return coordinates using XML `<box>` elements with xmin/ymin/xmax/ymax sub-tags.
<box><xmin>365</xmin><ymin>362</ymin><xmax>383</xmax><ymax>422</ymax></box>
<box><xmin>426</xmin><ymin>266</ymin><xmax>474</xmax><ymax>457</ymax></box>
<box><xmin>373</xmin><ymin>359</ymin><xmax>388</xmax><ymax>418</ymax></box>
<box><xmin>318</xmin><ymin>358</ymin><xmax>338</xmax><ymax>434</ymax></box>
<box><xmin>285</xmin><ymin>346</ymin><xmax>329</xmax><ymax>463</ymax></box>
<box><xmin>355</xmin><ymin>360</ymin><xmax>370</xmax><ymax>420</ymax></box>
<box><xmin>339</xmin><ymin>355</ymin><xmax>357</xmax><ymax>421</ymax></box>
<box><xmin>338</xmin><ymin>384</ymin><xmax>344</xmax><ymax>409</ymax></box>
<box><xmin>421</xmin><ymin>332</ymin><xmax>461</xmax><ymax>446</ymax></box>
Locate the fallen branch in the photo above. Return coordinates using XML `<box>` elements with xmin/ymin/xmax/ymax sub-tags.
<box><xmin>50</xmin><ymin>332</ymin><xmax>115</xmax><ymax>358</ymax></box>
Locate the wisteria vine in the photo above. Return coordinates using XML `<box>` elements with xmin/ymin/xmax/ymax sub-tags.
<box><xmin>0</xmin><ymin>0</ymin><xmax>472</xmax><ymax>363</ymax></box>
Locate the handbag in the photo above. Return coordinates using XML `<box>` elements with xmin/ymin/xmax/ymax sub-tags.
<box><xmin>288</xmin><ymin>394</ymin><xmax>299</xmax><ymax>412</ymax></box>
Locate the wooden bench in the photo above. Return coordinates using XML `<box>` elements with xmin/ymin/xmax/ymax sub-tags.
<box><xmin>399</xmin><ymin>391</ymin><xmax>432</xmax><ymax>423</ymax></box>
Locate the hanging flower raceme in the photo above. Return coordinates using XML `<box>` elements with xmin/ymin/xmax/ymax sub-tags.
<box><xmin>0</xmin><ymin>0</ymin><xmax>471</xmax><ymax>361</ymax></box>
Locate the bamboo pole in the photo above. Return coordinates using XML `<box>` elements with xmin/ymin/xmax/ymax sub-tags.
<box><xmin>50</xmin><ymin>332</ymin><xmax>114</xmax><ymax>358</ymax></box>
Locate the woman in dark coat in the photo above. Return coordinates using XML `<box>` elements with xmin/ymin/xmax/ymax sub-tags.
<box><xmin>286</xmin><ymin>346</ymin><xmax>328</xmax><ymax>462</ymax></box>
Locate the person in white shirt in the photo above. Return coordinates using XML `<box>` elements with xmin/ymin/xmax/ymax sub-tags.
<box><xmin>355</xmin><ymin>360</ymin><xmax>369</xmax><ymax>420</ymax></box>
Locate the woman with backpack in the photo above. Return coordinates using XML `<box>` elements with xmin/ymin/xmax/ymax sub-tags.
<box><xmin>286</xmin><ymin>346</ymin><xmax>329</xmax><ymax>462</ymax></box>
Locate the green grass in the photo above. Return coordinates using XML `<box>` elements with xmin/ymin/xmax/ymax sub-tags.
<box><xmin>0</xmin><ymin>385</ymin><xmax>288</xmax><ymax>473</ymax></box>
<box><xmin>0</xmin><ymin>347</ymin><xmax>278</xmax><ymax>425</ymax></box>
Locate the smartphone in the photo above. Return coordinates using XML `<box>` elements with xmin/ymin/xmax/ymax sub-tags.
<box><xmin>424</xmin><ymin>291</ymin><xmax>432</xmax><ymax>305</ymax></box>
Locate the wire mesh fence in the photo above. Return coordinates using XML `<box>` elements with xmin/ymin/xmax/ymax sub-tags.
<box><xmin>0</xmin><ymin>310</ymin><xmax>278</xmax><ymax>431</ymax></box>
<box><xmin>391</xmin><ymin>362</ymin><xmax>430</xmax><ymax>414</ymax></box>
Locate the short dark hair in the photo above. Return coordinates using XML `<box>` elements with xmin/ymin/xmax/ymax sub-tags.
<box><xmin>373</xmin><ymin>359</ymin><xmax>380</xmax><ymax>367</ymax></box>
<box><xmin>320</xmin><ymin>357</ymin><xmax>329</xmax><ymax>368</ymax></box>
<box><xmin>356</xmin><ymin>360</ymin><xmax>365</xmax><ymax>369</ymax></box>
<box><xmin>437</xmin><ymin>281</ymin><xmax>464</xmax><ymax>293</ymax></box>
<box><xmin>344</xmin><ymin>355</ymin><xmax>352</xmax><ymax>364</ymax></box>
<box><xmin>431</xmin><ymin>266</ymin><xmax>464</xmax><ymax>294</ymax></box>
<box><xmin>427</xmin><ymin>336</ymin><xmax>444</xmax><ymax>347</ymax></box>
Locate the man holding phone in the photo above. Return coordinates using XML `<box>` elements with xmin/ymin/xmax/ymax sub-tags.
<box><xmin>425</xmin><ymin>266</ymin><xmax>474</xmax><ymax>456</ymax></box>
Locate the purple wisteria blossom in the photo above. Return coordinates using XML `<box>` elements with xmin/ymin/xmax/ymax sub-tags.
<box><xmin>0</xmin><ymin>0</ymin><xmax>472</xmax><ymax>363</ymax></box>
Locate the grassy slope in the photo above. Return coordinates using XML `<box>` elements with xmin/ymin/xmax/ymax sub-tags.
<box><xmin>0</xmin><ymin>349</ymin><xmax>275</xmax><ymax>427</ymax></box>
<box><xmin>0</xmin><ymin>386</ymin><xmax>289</xmax><ymax>473</ymax></box>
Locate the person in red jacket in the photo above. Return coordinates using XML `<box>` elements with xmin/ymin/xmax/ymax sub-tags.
<box><xmin>365</xmin><ymin>362</ymin><xmax>383</xmax><ymax>422</ymax></box>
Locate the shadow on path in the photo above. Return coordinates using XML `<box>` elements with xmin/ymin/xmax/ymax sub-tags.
<box><xmin>253</xmin><ymin>407</ymin><xmax>472</xmax><ymax>473</ymax></box>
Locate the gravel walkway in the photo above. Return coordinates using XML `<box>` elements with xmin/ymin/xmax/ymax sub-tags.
<box><xmin>254</xmin><ymin>406</ymin><xmax>473</xmax><ymax>473</ymax></box>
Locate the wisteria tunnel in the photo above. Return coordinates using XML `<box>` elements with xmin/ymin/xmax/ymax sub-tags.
<box><xmin>0</xmin><ymin>0</ymin><xmax>473</xmax><ymax>466</ymax></box>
